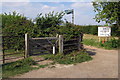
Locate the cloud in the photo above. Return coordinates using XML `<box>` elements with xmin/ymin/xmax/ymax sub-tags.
<box><xmin>71</xmin><ymin>2</ymin><xmax>92</xmax><ymax>8</ymax></box>
<box><xmin>2</xmin><ymin>2</ymin><xmax>29</xmax><ymax>7</ymax></box>
<box><xmin>2</xmin><ymin>2</ymin><xmax>104</xmax><ymax>25</ymax></box>
<box><xmin>2</xmin><ymin>0</ymin><xmax>30</xmax><ymax>2</ymax></box>
<box><xmin>29</xmin><ymin>0</ymin><xmax>92</xmax><ymax>2</ymax></box>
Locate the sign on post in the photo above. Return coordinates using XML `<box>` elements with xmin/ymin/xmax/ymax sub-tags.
<box><xmin>98</xmin><ymin>27</ymin><xmax>111</xmax><ymax>42</ymax></box>
<box><xmin>98</xmin><ymin>27</ymin><xmax>111</xmax><ymax>37</ymax></box>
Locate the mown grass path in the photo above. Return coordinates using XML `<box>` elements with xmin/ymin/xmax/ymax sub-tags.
<box><xmin>13</xmin><ymin>45</ymin><xmax>118</xmax><ymax>78</ymax></box>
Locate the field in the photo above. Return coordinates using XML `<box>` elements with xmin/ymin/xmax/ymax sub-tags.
<box><xmin>83</xmin><ymin>34</ymin><xmax>119</xmax><ymax>49</ymax></box>
<box><xmin>83</xmin><ymin>34</ymin><xmax>118</xmax><ymax>41</ymax></box>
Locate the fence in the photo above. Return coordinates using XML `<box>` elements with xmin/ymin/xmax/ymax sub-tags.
<box><xmin>1</xmin><ymin>35</ymin><xmax>25</xmax><ymax>63</ymax></box>
<box><xmin>1</xmin><ymin>33</ymin><xmax>83</xmax><ymax>64</ymax></box>
<box><xmin>63</xmin><ymin>35</ymin><xmax>83</xmax><ymax>54</ymax></box>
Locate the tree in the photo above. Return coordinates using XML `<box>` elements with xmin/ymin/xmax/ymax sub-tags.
<box><xmin>1</xmin><ymin>11</ymin><xmax>34</xmax><ymax>50</ymax></box>
<box><xmin>93</xmin><ymin>1</ymin><xmax>120</xmax><ymax>26</ymax></box>
<box><xmin>2</xmin><ymin>11</ymin><xmax>34</xmax><ymax>36</ymax></box>
<box><xmin>35</xmin><ymin>11</ymin><xmax>65</xmax><ymax>37</ymax></box>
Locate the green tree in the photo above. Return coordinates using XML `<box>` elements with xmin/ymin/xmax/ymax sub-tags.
<box><xmin>2</xmin><ymin>11</ymin><xmax>34</xmax><ymax>36</ymax></box>
<box><xmin>2</xmin><ymin>11</ymin><xmax>34</xmax><ymax>50</ymax></box>
<box><xmin>35</xmin><ymin>11</ymin><xmax>65</xmax><ymax>37</ymax></box>
<box><xmin>93</xmin><ymin>1</ymin><xmax>120</xmax><ymax>36</ymax></box>
<box><xmin>93</xmin><ymin>1</ymin><xmax>120</xmax><ymax>26</ymax></box>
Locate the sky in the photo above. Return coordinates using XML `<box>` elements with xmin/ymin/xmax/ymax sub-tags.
<box><xmin>0</xmin><ymin>0</ymin><xmax>108</xmax><ymax>25</ymax></box>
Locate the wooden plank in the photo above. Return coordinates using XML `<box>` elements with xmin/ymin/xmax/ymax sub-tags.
<box><xmin>31</xmin><ymin>37</ymin><xmax>58</xmax><ymax>40</ymax></box>
<box><xmin>63</xmin><ymin>48</ymin><xmax>78</xmax><ymax>52</ymax></box>
<box><xmin>4</xmin><ymin>52</ymin><xmax>24</xmax><ymax>56</ymax></box>
<box><xmin>63</xmin><ymin>43</ymin><xmax>78</xmax><ymax>47</ymax></box>
<box><xmin>5</xmin><ymin>56</ymin><xmax>24</xmax><ymax>60</ymax></box>
<box><xmin>64</xmin><ymin>39</ymin><xmax>78</xmax><ymax>42</ymax></box>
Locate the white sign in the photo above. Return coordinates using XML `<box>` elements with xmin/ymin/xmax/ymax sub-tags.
<box><xmin>98</xmin><ymin>27</ymin><xmax>111</xmax><ymax>37</ymax></box>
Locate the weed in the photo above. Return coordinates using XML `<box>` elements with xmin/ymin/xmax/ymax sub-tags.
<box><xmin>2</xmin><ymin>58</ymin><xmax>37</xmax><ymax>78</ymax></box>
<box><xmin>41</xmin><ymin>51</ymin><xmax>92</xmax><ymax>65</ymax></box>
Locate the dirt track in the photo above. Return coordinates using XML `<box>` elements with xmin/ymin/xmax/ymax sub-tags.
<box><xmin>14</xmin><ymin>45</ymin><xmax>118</xmax><ymax>78</ymax></box>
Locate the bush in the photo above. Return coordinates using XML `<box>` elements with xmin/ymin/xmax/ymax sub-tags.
<box><xmin>99</xmin><ymin>38</ymin><xmax>119</xmax><ymax>49</ymax></box>
<box><xmin>2</xmin><ymin>12</ymin><xmax>34</xmax><ymax>50</ymax></box>
<box><xmin>58</xmin><ymin>23</ymin><xmax>82</xmax><ymax>40</ymax></box>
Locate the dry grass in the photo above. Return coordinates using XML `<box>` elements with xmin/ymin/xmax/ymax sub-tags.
<box><xmin>83</xmin><ymin>34</ymin><xmax>118</xmax><ymax>42</ymax></box>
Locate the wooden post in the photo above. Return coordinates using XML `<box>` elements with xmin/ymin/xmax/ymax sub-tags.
<box><xmin>3</xmin><ymin>48</ymin><xmax>5</xmax><ymax>64</ymax></box>
<box><xmin>99</xmin><ymin>37</ymin><xmax>101</xmax><ymax>42</ymax></box>
<box><xmin>25</xmin><ymin>33</ymin><xmax>29</xmax><ymax>58</ymax></box>
<box><xmin>78</xmin><ymin>35</ymin><xmax>81</xmax><ymax>51</ymax></box>
<box><xmin>2</xmin><ymin>37</ymin><xmax>5</xmax><ymax>64</ymax></box>
<box><xmin>72</xmin><ymin>9</ymin><xmax>74</xmax><ymax>24</ymax></box>
<box><xmin>59</xmin><ymin>35</ymin><xmax>63</xmax><ymax>54</ymax></box>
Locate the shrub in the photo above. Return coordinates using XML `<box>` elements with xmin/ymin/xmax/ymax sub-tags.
<box><xmin>99</xmin><ymin>38</ymin><xmax>119</xmax><ymax>49</ymax></box>
<box><xmin>58</xmin><ymin>23</ymin><xmax>82</xmax><ymax>40</ymax></box>
<box><xmin>2</xmin><ymin>12</ymin><xmax>34</xmax><ymax>50</ymax></box>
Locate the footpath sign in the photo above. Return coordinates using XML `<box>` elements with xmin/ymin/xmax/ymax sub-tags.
<box><xmin>98</xmin><ymin>27</ymin><xmax>111</xmax><ymax>42</ymax></box>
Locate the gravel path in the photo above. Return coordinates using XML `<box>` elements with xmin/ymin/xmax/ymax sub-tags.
<box><xmin>14</xmin><ymin>45</ymin><xmax>118</xmax><ymax>78</ymax></box>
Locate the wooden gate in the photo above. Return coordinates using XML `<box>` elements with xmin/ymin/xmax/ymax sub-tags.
<box><xmin>25</xmin><ymin>34</ymin><xmax>58</xmax><ymax>56</ymax></box>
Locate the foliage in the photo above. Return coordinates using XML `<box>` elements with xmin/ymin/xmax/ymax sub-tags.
<box><xmin>41</xmin><ymin>51</ymin><xmax>92</xmax><ymax>65</ymax></box>
<box><xmin>83</xmin><ymin>38</ymin><xmax>119</xmax><ymax>49</ymax></box>
<box><xmin>93</xmin><ymin>1</ymin><xmax>120</xmax><ymax>26</ymax></box>
<box><xmin>2</xmin><ymin>11</ymin><xmax>34</xmax><ymax>36</ymax></box>
<box><xmin>76</xmin><ymin>25</ymin><xmax>99</xmax><ymax>35</ymax></box>
<box><xmin>76</xmin><ymin>24</ymin><xmax>119</xmax><ymax>36</ymax></box>
<box><xmin>111</xmin><ymin>24</ymin><xmax>120</xmax><ymax>36</ymax></box>
<box><xmin>2</xmin><ymin>11</ymin><xmax>35</xmax><ymax>50</ymax></box>
<box><xmin>2</xmin><ymin>58</ymin><xmax>37</xmax><ymax>78</ymax></box>
<box><xmin>35</xmin><ymin>11</ymin><xmax>65</xmax><ymax>37</ymax></box>
<box><xmin>58</xmin><ymin>23</ymin><xmax>82</xmax><ymax>40</ymax></box>
<box><xmin>99</xmin><ymin>38</ymin><xmax>119</xmax><ymax>49</ymax></box>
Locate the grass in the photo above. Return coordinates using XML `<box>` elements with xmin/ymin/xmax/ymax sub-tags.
<box><xmin>4</xmin><ymin>49</ymin><xmax>24</xmax><ymax>57</ymax></box>
<box><xmin>2</xmin><ymin>57</ymin><xmax>37</xmax><ymax>78</ymax></box>
<box><xmin>83</xmin><ymin>34</ymin><xmax>118</xmax><ymax>40</ymax></box>
<box><xmin>2</xmin><ymin>56</ymin><xmax>55</xmax><ymax>78</ymax></box>
<box><xmin>83</xmin><ymin>39</ymin><xmax>100</xmax><ymax>47</ymax></box>
<box><xmin>40</xmin><ymin>50</ymin><xmax>93</xmax><ymax>65</ymax></box>
<box><xmin>83</xmin><ymin>34</ymin><xmax>119</xmax><ymax>49</ymax></box>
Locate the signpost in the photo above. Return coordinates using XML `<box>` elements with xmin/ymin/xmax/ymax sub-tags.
<box><xmin>98</xmin><ymin>27</ymin><xmax>111</xmax><ymax>42</ymax></box>
<box><xmin>64</xmin><ymin>9</ymin><xmax>74</xmax><ymax>24</ymax></box>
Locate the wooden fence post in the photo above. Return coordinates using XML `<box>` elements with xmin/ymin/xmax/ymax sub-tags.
<box><xmin>78</xmin><ymin>35</ymin><xmax>81</xmax><ymax>51</ymax></box>
<box><xmin>59</xmin><ymin>35</ymin><xmax>63</xmax><ymax>54</ymax></box>
<box><xmin>78</xmin><ymin>33</ymin><xmax>83</xmax><ymax>50</ymax></box>
<box><xmin>2</xmin><ymin>36</ymin><xmax>5</xmax><ymax>63</ymax></box>
<box><xmin>25</xmin><ymin>33</ymin><xmax>29</xmax><ymax>58</ymax></box>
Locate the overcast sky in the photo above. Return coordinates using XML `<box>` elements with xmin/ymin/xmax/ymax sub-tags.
<box><xmin>1</xmin><ymin>0</ymin><xmax>107</xmax><ymax>25</ymax></box>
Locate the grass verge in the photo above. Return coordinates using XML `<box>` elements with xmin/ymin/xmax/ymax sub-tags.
<box><xmin>2</xmin><ymin>57</ymin><xmax>37</xmax><ymax>78</ymax></box>
<box><xmin>83</xmin><ymin>38</ymin><xmax>119</xmax><ymax>49</ymax></box>
<box><xmin>40</xmin><ymin>50</ymin><xmax>93</xmax><ymax>65</ymax></box>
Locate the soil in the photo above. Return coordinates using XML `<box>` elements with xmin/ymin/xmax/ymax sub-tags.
<box><xmin>13</xmin><ymin>45</ymin><xmax>118</xmax><ymax>78</ymax></box>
